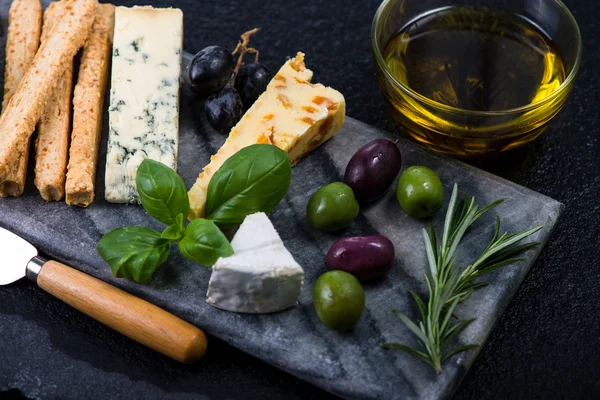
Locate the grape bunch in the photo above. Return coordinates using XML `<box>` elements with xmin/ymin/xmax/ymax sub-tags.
<box><xmin>186</xmin><ymin>29</ymin><xmax>273</xmax><ymax>132</ymax></box>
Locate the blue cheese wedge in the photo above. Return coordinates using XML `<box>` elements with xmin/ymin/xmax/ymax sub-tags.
<box><xmin>207</xmin><ymin>212</ymin><xmax>304</xmax><ymax>314</ymax></box>
<box><xmin>105</xmin><ymin>6</ymin><xmax>183</xmax><ymax>203</ymax></box>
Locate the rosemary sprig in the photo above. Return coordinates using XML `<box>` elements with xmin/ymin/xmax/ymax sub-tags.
<box><xmin>382</xmin><ymin>184</ymin><xmax>543</xmax><ymax>374</ymax></box>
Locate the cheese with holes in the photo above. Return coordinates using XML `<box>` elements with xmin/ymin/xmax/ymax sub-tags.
<box><xmin>105</xmin><ymin>6</ymin><xmax>183</xmax><ymax>203</ymax></box>
<box><xmin>188</xmin><ymin>52</ymin><xmax>345</xmax><ymax>219</ymax></box>
<box><xmin>207</xmin><ymin>212</ymin><xmax>304</xmax><ymax>314</ymax></box>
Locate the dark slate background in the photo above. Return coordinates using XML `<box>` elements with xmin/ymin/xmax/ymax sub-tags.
<box><xmin>1</xmin><ymin>0</ymin><xmax>598</xmax><ymax>399</ymax></box>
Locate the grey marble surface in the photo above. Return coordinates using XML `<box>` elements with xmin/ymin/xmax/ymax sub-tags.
<box><xmin>0</xmin><ymin>39</ymin><xmax>562</xmax><ymax>399</ymax></box>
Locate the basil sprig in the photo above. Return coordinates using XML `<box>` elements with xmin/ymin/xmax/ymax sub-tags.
<box><xmin>98</xmin><ymin>144</ymin><xmax>292</xmax><ymax>284</ymax></box>
<box><xmin>98</xmin><ymin>159</ymin><xmax>232</xmax><ymax>283</ymax></box>
<box><xmin>205</xmin><ymin>144</ymin><xmax>292</xmax><ymax>226</ymax></box>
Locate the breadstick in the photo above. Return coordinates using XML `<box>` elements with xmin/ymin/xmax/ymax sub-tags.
<box><xmin>65</xmin><ymin>4</ymin><xmax>115</xmax><ymax>207</ymax></box>
<box><xmin>34</xmin><ymin>1</ymin><xmax>74</xmax><ymax>201</ymax></box>
<box><xmin>1</xmin><ymin>0</ymin><xmax>42</xmax><ymax>112</ymax></box>
<box><xmin>0</xmin><ymin>0</ymin><xmax>42</xmax><ymax>197</ymax></box>
<box><xmin>0</xmin><ymin>0</ymin><xmax>97</xmax><ymax>191</ymax></box>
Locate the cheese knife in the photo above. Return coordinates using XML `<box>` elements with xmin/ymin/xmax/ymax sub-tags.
<box><xmin>0</xmin><ymin>227</ymin><xmax>207</xmax><ymax>363</ymax></box>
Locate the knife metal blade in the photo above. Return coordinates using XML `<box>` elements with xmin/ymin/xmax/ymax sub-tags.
<box><xmin>0</xmin><ymin>227</ymin><xmax>40</xmax><ymax>285</ymax></box>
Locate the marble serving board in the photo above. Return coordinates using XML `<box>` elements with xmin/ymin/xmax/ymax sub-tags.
<box><xmin>0</xmin><ymin>10</ymin><xmax>561</xmax><ymax>400</ymax></box>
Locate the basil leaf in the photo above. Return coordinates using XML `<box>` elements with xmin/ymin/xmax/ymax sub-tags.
<box><xmin>178</xmin><ymin>219</ymin><xmax>233</xmax><ymax>266</ymax></box>
<box><xmin>161</xmin><ymin>225</ymin><xmax>184</xmax><ymax>241</ymax></box>
<box><xmin>97</xmin><ymin>226</ymin><xmax>171</xmax><ymax>284</ymax></box>
<box><xmin>136</xmin><ymin>159</ymin><xmax>190</xmax><ymax>225</ymax></box>
<box><xmin>176</xmin><ymin>213</ymin><xmax>185</xmax><ymax>229</ymax></box>
<box><xmin>205</xmin><ymin>144</ymin><xmax>292</xmax><ymax>226</ymax></box>
<box><xmin>161</xmin><ymin>224</ymin><xmax>183</xmax><ymax>240</ymax></box>
<box><xmin>161</xmin><ymin>213</ymin><xmax>186</xmax><ymax>240</ymax></box>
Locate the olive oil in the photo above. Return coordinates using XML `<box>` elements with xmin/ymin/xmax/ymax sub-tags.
<box><xmin>377</xmin><ymin>6</ymin><xmax>571</xmax><ymax>157</ymax></box>
<box><xmin>384</xmin><ymin>7</ymin><xmax>566</xmax><ymax>111</ymax></box>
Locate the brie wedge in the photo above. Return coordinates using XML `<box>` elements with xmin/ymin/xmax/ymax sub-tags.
<box><xmin>207</xmin><ymin>212</ymin><xmax>304</xmax><ymax>314</ymax></box>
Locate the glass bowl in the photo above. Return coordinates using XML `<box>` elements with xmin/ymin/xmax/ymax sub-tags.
<box><xmin>371</xmin><ymin>0</ymin><xmax>582</xmax><ymax>157</ymax></box>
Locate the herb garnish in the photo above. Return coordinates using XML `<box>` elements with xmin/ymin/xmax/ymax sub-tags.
<box><xmin>98</xmin><ymin>159</ymin><xmax>232</xmax><ymax>283</ymax></box>
<box><xmin>205</xmin><ymin>144</ymin><xmax>292</xmax><ymax>226</ymax></box>
<box><xmin>98</xmin><ymin>145</ymin><xmax>292</xmax><ymax>283</ymax></box>
<box><xmin>382</xmin><ymin>184</ymin><xmax>542</xmax><ymax>373</ymax></box>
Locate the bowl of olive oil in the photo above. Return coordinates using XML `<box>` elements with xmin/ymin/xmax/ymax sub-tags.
<box><xmin>372</xmin><ymin>0</ymin><xmax>582</xmax><ymax>157</ymax></box>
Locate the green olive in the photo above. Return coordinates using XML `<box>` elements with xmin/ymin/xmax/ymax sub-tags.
<box><xmin>307</xmin><ymin>182</ymin><xmax>359</xmax><ymax>232</ymax></box>
<box><xmin>396</xmin><ymin>166</ymin><xmax>444</xmax><ymax>219</ymax></box>
<box><xmin>313</xmin><ymin>271</ymin><xmax>365</xmax><ymax>331</ymax></box>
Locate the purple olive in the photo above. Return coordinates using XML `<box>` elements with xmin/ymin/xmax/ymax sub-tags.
<box><xmin>326</xmin><ymin>235</ymin><xmax>395</xmax><ymax>280</ymax></box>
<box><xmin>344</xmin><ymin>139</ymin><xmax>402</xmax><ymax>203</ymax></box>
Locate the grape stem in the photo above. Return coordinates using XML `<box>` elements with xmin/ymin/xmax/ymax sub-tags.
<box><xmin>232</xmin><ymin>28</ymin><xmax>261</xmax><ymax>78</ymax></box>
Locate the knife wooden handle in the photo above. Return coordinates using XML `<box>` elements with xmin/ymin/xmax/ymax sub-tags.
<box><xmin>36</xmin><ymin>260</ymin><xmax>207</xmax><ymax>364</ymax></box>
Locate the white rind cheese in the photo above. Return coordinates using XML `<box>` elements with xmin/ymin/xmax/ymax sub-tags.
<box><xmin>207</xmin><ymin>213</ymin><xmax>304</xmax><ymax>314</ymax></box>
<box><xmin>105</xmin><ymin>6</ymin><xmax>183</xmax><ymax>203</ymax></box>
<box><xmin>229</xmin><ymin>211</ymin><xmax>285</xmax><ymax>252</ymax></box>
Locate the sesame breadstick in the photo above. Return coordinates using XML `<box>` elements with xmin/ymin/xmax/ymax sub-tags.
<box><xmin>34</xmin><ymin>1</ymin><xmax>75</xmax><ymax>201</ymax></box>
<box><xmin>65</xmin><ymin>3</ymin><xmax>115</xmax><ymax>207</ymax></box>
<box><xmin>0</xmin><ymin>0</ymin><xmax>42</xmax><ymax>197</ymax></box>
<box><xmin>0</xmin><ymin>0</ymin><xmax>97</xmax><ymax>191</ymax></box>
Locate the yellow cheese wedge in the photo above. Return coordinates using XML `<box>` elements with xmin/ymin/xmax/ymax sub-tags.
<box><xmin>188</xmin><ymin>52</ymin><xmax>346</xmax><ymax>220</ymax></box>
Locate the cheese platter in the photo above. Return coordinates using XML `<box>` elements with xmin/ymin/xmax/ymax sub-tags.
<box><xmin>0</xmin><ymin>1</ymin><xmax>564</xmax><ymax>399</ymax></box>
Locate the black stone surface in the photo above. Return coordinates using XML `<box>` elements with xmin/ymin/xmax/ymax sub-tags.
<box><xmin>0</xmin><ymin>0</ymin><xmax>598</xmax><ymax>399</ymax></box>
